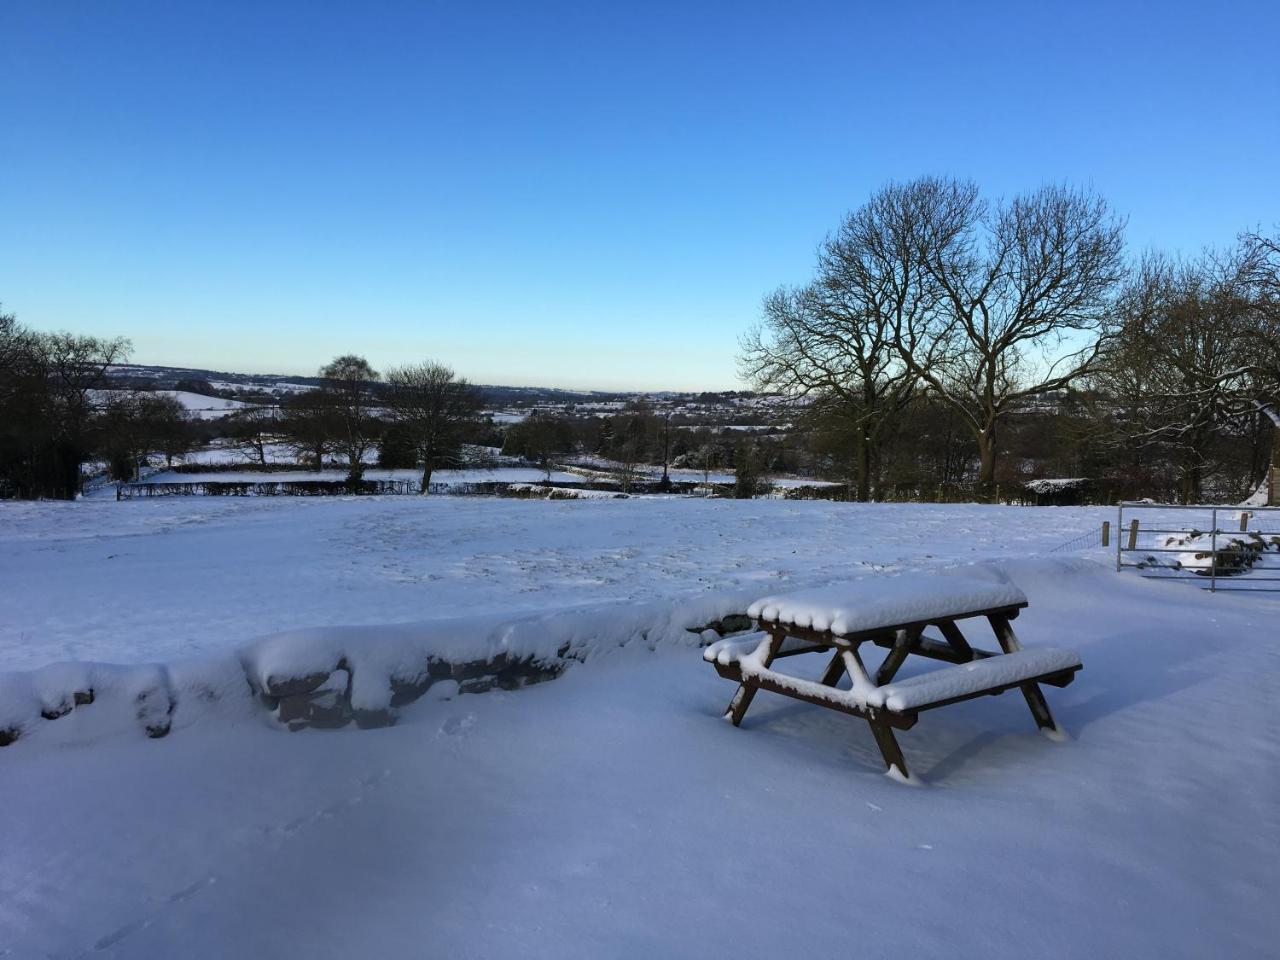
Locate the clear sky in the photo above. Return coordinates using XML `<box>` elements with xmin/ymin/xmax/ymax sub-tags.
<box><xmin>1</xmin><ymin>1</ymin><xmax>1277</xmax><ymax>390</ymax></box>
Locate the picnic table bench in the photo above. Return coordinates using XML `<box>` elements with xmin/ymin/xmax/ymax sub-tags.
<box><xmin>704</xmin><ymin>574</ymin><xmax>1081</xmax><ymax>781</ymax></box>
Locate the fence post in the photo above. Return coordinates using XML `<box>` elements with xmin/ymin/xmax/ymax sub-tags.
<box><xmin>1240</xmin><ymin>511</ymin><xmax>1250</xmax><ymax>532</ymax></box>
<box><xmin>1127</xmin><ymin>518</ymin><xmax>1139</xmax><ymax>551</ymax></box>
<box><xmin>1115</xmin><ymin>502</ymin><xmax>1124</xmax><ymax>572</ymax></box>
<box><xmin>1101</xmin><ymin>521</ymin><xmax>1110</xmax><ymax>547</ymax></box>
<box><xmin>1211</xmin><ymin>508</ymin><xmax>1218</xmax><ymax>594</ymax></box>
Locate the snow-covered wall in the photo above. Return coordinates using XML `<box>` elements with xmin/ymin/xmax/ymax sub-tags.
<box><xmin>0</xmin><ymin>592</ymin><xmax>759</xmax><ymax>750</ymax></box>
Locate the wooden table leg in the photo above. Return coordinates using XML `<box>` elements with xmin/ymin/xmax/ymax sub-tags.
<box><xmin>988</xmin><ymin>613</ymin><xmax>1063</xmax><ymax>735</ymax></box>
<box><xmin>987</xmin><ymin>613</ymin><xmax>1022</xmax><ymax>654</ymax></box>
<box><xmin>1017</xmin><ymin>682</ymin><xmax>1060</xmax><ymax>733</ymax></box>
<box><xmin>874</xmin><ymin>626</ymin><xmax>922</xmax><ymax>686</ymax></box>
<box><xmin>868</xmin><ymin>718</ymin><xmax>910</xmax><ymax>780</ymax></box>
<box><xmin>818</xmin><ymin>650</ymin><xmax>846</xmax><ymax>687</ymax></box>
<box><xmin>937</xmin><ymin>619</ymin><xmax>975</xmax><ymax>661</ymax></box>
<box><xmin>725</xmin><ymin>629</ymin><xmax>784</xmax><ymax>726</ymax></box>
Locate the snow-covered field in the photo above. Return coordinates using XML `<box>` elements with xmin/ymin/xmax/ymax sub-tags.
<box><xmin>2</xmin><ymin>498</ymin><xmax>1114</xmax><ymax>668</ymax></box>
<box><xmin>164</xmin><ymin>390</ymin><xmax>252</xmax><ymax>418</ymax></box>
<box><xmin>2</xmin><ymin>497</ymin><xmax>1278</xmax><ymax>958</ymax></box>
<box><xmin>94</xmin><ymin>390</ymin><xmax>253</xmax><ymax>420</ymax></box>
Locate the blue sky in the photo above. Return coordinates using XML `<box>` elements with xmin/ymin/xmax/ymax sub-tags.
<box><xmin>1</xmin><ymin>1</ymin><xmax>1277</xmax><ymax>390</ymax></box>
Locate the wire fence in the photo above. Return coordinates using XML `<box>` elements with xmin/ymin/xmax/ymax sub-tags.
<box><xmin>1050</xmin><ymin>527</ymin><xmax>1107</xmax><ymax>553</ymax></box>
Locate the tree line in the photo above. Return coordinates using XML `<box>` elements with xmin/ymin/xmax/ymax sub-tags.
<box><xmin>0</xmin><ymin>315</ymin><xmax>488</xmax><ymax>498</ymax></box>
<box><xmin>740</xmin><ymin>177</ymin><xmax>1280</xmax><ymax>503</ymax></box>
<box><xmin>5</xmin><ymin>179</ymin><xmax>1276</xmax><ymax>505</ymax></box>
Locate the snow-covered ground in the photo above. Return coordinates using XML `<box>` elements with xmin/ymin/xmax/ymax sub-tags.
<box><xmin>178</xmin><ymin>440</ymin><xmax>299</xmax><ymax>465</ymax></box>
<box><xmin>94</xmin><ymin>390</ymin><xmax>252</xmax><ymax>419</ymax></box>
<box><xmin>175</xmin><ymin>441</ymin><xmax>525</xmax><ymax>469</ymax></box>
<box><xmin>2</xmin><ymin>498</ymin><xmax>1116</xmax><ymax>668</ymax></box>
<box><xmin>2</xmin><ymin>497</ymin><xmax>1278</xmax><ymax>958</ymax></box>
<box><xmin>164</xmin><ymin>390</ymin><xmax>253</xmax><ymax>418</ymax></box>
<box><xmin>564</xmin><ymin>456</ymin><xmax>837</xmax><ymax>489</ymax></box>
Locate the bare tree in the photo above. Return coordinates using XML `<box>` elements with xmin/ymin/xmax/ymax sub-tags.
<box><xmin>732</xmin><ymin>437</ymin><xmax>762</xmax><ymax>499</ymax></box>
<box><xmin>695</xmin><ymin>441</ymin><xmax>720</xmax><ymax>495</ymax></box>
<box><xmin>319</xmin><ymin>355</ymin><xmax>380</xmax><ymax>485</ymax></box>
<box><xmin>99</xmin><ymin>391</ymin><xmax>192</xmax><ymax>479</ymax></box>
<box><xmin>611</xmin><ymin>401</ymin><xmax>655</xmax><ymax>493</ymax></box>
<box><xmin>1102</xmin><ymin>247</ymin><xmax>1280</xmax><ymax>502</ymax></box>
<box><xmin>149</xmin><ymin>393</ymin><xmax>196</xmax><ymax>467</ymax></box>
<box><xmin>1242</xmin><ymin>230</ymin><xmax>1280</xmax><ymax>299</ymax></box>
<box><xmin>502</xmin><ymin>412</ymin><xmax>573</xmax><ymax>481</ymax></box>
<box><xmin>1241</xmin><ymin>229</ymin><xmax>1280</xmax><ymax>388</ymax></box>
<box><xmin>883</xmin><ymin>178</ymin><xmax>1128</xmax><ymax>495</ymax></box>
<box><xmin>39</xmin><ymin>332</ymin><xmax>132</xmax><ymax>497</ymax></box>
<box><xmin>740</xmin><ymin>249</ymin><xmax>918</xmax><ymax>501</ymax></box>
<box><xmin>0</xmin><ymin>307</ymin><xmax>32</xmax><ymax>407</ymax></box>
<box><xmin>1</xmin><ymin>311</ymin><xmax>49</xmax><ymax>497</ymax></box>
<box><xmin>278</xmin><ymin>389</ymin><xmax>339</xmax><ymax>470</ymax></box>
<box><xmin>227</xmin><ymin>405</ymin><xmax>278</xmax><ymax>466</ymax></box>
<box><xmin>384</xmin><ymin>361</ymin><xmax>482</xmax><ymax>493</ymax></box>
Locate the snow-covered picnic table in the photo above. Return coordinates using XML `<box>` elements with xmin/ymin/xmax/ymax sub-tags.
<box><xmin>704</xmin><ymin>574</ymin><xmax>1081</xmax><ymax>781</ymax></box>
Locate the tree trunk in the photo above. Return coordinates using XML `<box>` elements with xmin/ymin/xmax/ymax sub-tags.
<box><xmin>420</xmin><ymin>465</ymin><xmax>433</xmax><ymax>494</ymax></box>
<box><xmin>977</xmin><ymin>426</ymin><xmax>997</xmax><ymax>500</ymax></box>
<box><xmin>1184</xmin><ymin>461</ymin><xmax>1202</xmax><ymax>505</ymax></box>
<box><xmin>851</xmin><ymin>426</ymin><xmax>872</xmax><ymax>502</ymax></box>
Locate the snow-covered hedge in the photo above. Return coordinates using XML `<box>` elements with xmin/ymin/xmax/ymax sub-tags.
<box><xmin>0</xmin><ymin>592</ymin><xmax>758</xmax><ymax>749</ymax></box>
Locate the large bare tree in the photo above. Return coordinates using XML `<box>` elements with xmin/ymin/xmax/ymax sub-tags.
<box><xmin>384</xmin><ymin>361</ymin><xmax>482</xmax><ymax>493</ymax></box>
<box><xmin>894</xmin><ymin>178</ymin><xmax>1127</xmax><ymax>494</ymax></box>
<box><xmin>745</xmin><ymin>178</ymin><xmax>1125</xmax><ymax>499</ymax></box>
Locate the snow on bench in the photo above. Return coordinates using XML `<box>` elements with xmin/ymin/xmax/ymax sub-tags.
<box><xmin>746</xmin><ymin>574</ymin><xmax>1027</xmax><ymax>635</ymax></box>
<box><xmin>703</xmin><ymin>632</ymin><xmax>822</xmax><ymax>666</ymax></box>
<box><xmin>864</xmin><ymin>648</ymin><xmax>1082</xmax><ymax>712</ymax></box>
<box><xmin>704</xmin><ymin>634</ymin><xmax>1079</xmax><ymax>715</ymax></box>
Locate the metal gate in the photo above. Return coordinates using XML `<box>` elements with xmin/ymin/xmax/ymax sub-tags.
<box><xmin>1114</xmin><ymin>501</ymin><xmax>1280</xmax><ymax>593</ymax></box>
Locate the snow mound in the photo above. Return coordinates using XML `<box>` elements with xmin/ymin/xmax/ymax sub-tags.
<box><xmin>0</xmin><ymin>591</ymin><xmax>759</xmax><ymax>750</ymax></box>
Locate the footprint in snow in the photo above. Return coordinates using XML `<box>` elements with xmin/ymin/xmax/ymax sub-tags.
<box><xmin>440</xmin><ymin>713</ymin><xmax>476</xmax><ymax>737</ymax></box>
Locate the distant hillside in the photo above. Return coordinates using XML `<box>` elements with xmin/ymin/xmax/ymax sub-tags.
<box><xmin>103</xmin><ymin>363</ymin><xmax>771</xmax><ymax>412</ymax></box>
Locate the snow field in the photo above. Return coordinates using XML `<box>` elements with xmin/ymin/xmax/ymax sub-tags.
<box><xmin>1</xmin><ymin>497</ymin><xmax>1278</xmax><ymax>958</ymax></box>
<box><xmin>0</xmin><ymin>497</ymin><xmax>1116</xmax><ymax>669</ymax></box>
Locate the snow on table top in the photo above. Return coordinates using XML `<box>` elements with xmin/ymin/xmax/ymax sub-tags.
<box><xmin>865</xmin><ymin>648</ymin><xmax>1081</xmax><ymax>712</ymax></box>
<box><xmin>747</xmin><ymin>574</ymin><xmax>1027</xmax><ymax>635</ymax></box>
